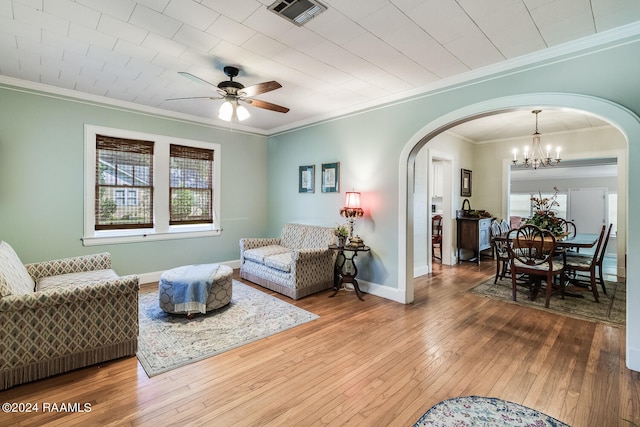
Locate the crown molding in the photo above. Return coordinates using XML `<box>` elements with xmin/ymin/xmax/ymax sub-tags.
<box><xmin>0</xmin><ymin>75</ymin><xmax>270</xmax><ymax>137</ymax></box>
<box><xmin>268</xmin><ymin>21</ymin><xmax>640</xmax><ymax>136</ymax></box>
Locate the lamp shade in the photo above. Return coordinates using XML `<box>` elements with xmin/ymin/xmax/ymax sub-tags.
<box><xmin>218</xmin><ymin>98</ymin><xmax>251</xmax><ymax>122</ymax></box>
<box><xmin>218</xmin><ymin>100</ymin><xmax>233</xmax><ymax>121</ymax></box>
<box><xmin>236</xmin><ymin>104</ymin><xmax>250</xmax><ymax>121</ymax></box>
<box><xmin>345</xmin><ymin>192</ymin><xmax>361</xmax><ymax>209</ymax></box>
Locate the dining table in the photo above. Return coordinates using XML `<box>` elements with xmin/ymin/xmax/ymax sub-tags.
<box><xmin>556</xmin><ymin>232</ymin><xmax>599</xmax><ymax>250</ymax></box>
<box><xmin>495</xmin><ymin>230</ymin><xmax>600</xmax><ymax>299</ymax></box>
<box><xmin>495</xmin><ymin>231</ymin><xmax>599</xmax><ymax>251</ymax></box>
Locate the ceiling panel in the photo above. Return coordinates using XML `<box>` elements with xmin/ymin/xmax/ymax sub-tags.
<box><xmin>0</xmin><ymin>0</ymin><xmax>639</xmax><ymax>134</ymax></box>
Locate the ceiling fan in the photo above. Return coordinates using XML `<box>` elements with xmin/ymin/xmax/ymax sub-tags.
<box><xmin>166</xmin><ymin>66</ymin><xmax>290</xmax><ymax>122</ymax></box>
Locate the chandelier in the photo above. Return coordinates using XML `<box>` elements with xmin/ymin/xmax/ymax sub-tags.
<box><xmin>512</xmin><ymin>110</ymin><xmax>561</xmax><ymax>169</ymax></box>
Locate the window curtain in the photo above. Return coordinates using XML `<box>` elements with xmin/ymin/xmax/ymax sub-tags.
<box><xmin>95</xmin><ymin>135</ymin><xmax>154</xmax><ymax>230</ymax></box>
<box><xmin>169</xmin><ymin>144</ymin><xmax>214</xmax><ymax>225</ymax></box>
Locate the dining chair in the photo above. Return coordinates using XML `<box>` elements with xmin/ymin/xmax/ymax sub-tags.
<box><xmin>558</xmin><ymin>218</ymin><xmax>578</xmax><ymax>253</ymax></box>
<box><xmin>559</xmin><ymin>218</ymin><xmax>577</xmax><ymax>238</ymax></box>
<box><xmin>493</xmin><ymin>227</ymin><xmax>517</xmax><ymax>284</ymax></box>
<box><xmin>432</xmin><ymin>215</ymin><xmax>443</xmax><ymax>261</ymax></box>
<box><xmin>507</xmin><ymin>224</ymin><xmax>565</xmax><ymax>308</ymax></box>
<box><xmin>563</xmin><ymin>224</ymin><xmax>611</xmax><ymax>299</ymax></box>
<box><xmin>499</xmin><ymin>218</ymin><xmax>510</xmax><ymax>233</ymax></box>
<box><xmin>595</xmin><ymin>223</ymin><xmax>614</xmax><ymax>294</ymax></box>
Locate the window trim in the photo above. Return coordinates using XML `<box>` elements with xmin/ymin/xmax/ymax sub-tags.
<box><xmin>83</xmin><ymin>125</ymin><xmax>221</xmax><ymax>246</ymax></box>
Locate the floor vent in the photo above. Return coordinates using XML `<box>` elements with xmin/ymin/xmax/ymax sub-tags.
<box><xmin>268</xmin><ymin>0</ymin><xmax>327</xmax><ymax>26</ymax></box>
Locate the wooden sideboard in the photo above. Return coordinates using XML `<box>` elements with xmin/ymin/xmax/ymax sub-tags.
<box><xmin>457</xmin><ymin>217</ymin><xmax>493</xmax><ymax>265</ymax></box>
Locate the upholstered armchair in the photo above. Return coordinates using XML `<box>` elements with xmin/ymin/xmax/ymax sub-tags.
<box><xmin>240</xmin><ymin>223</ymin><xmax>337</xmax><ymax>299</ymax></box>
<box><xmin>0</xmin><ymin>241</ymin><xmax>139</xmax><ymax>390</ymax></box>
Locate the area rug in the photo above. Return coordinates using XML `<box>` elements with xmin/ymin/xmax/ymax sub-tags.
<box><xmin>469</xmin><ymin>276</ymin><xmax>625</xmax><ymax>327</ymax></box>
<box><xmin>414</xmin><ymin>396</ymin><xmax>570</xmax><ymax>426</ymax></box>
<box><xmin>137</xmin><ymin>280</ymin><xmax>319</xmax><ymax>377</ymax></box>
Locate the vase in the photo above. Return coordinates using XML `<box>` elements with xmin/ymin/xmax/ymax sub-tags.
<box><xmin>338</xmin><ymin>236</ymin><xmax>346</xmax><ymax>247</ymax></box>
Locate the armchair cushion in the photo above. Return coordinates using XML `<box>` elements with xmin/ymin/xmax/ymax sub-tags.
<box><xmin>37</xmin><ymin>269</ymin><xmax>119</xmax><ymax>289</ymax></box>
<box><xmin>264</xmin><ymin>252</ymin><xmax>293</xmax><ymax>272</ymax></box>
<box><xmin>243</xmin><ymin>244</ymin><xmax>290</xmax><ymax>264</ymax></box>
<box><xmin>0</xmin><ymin>241</ymin><xmax>35</xmax><ymax>296</ymax></box>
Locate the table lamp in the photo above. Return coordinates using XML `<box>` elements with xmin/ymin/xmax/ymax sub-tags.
<box><xmin>340</xmin><ymin>191</ymin><xmax>364</xmax><ymax>237</ymax></box>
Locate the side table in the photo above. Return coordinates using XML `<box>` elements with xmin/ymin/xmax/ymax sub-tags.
<box><xmin>328</xmin><ymin>244</ymin><xmax>371</xmax><ymax>301</ymax></box>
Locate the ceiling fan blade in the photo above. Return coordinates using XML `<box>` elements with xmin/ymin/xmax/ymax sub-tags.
<box><xmin>244</xmin><ymin>98</ymin><xmax>289</xmax><ymax>113</ymax></box>
<box><xmin>165</xmin><ymin>96</ymin><xmax>221</xmax><ymax>101</ymax></box>
<box><xmin>178</xmin><ymin>71</ymin><xmax>218</xmax><ymax>88</ymax></box>
<box><xmin>241</xmin><ymin>81</ymin><xmax>282</xmax><ymax>97</ymax></box>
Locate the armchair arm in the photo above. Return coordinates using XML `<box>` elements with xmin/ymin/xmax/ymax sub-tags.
<box><xmin>290</xmin><ymin>248</ymin><xmax>334</xmax><ymax>288</ymax></box>
<box><xmin>25</xmin><ymin>252</ymin><xmax>112</xmax><ymax>281</ymax></box>
<box><xmin>292</xmin><ymin>247</ymin><xmax>332</xmax><ymax>261</ymax></box>
<box><xmin>0</xmin><ymin>275</ymin><xmax>138</xmax><ymax>312</ymax></box>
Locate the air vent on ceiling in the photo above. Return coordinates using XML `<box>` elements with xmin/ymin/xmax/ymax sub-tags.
<box><xmin>268</xmin><ymin>0</ymin><xmax>327</xmax><ymax>26</ymax></box>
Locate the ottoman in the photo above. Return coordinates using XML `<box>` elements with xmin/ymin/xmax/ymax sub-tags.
<box><xmin>158</xmin><ymin>264</ymin><xmax>233</xmax><ymax>315</ymax></box>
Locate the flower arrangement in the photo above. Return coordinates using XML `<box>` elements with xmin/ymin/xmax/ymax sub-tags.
<box><xmin>334</xmin><ymin>223</ymin><xmax>350</xmax><ymax>247</ymax></box>
<box><xmin>525</xmin><ymin>186</ymin><xmax>565</xmax><ymax>236</ymax></box>
<box><xmin>334</xmin><ymin>223</ymin><xmax>349</xmax><ymax>237</ymax></box>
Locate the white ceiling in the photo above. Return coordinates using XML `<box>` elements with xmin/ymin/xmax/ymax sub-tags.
<box><xmin>449</xmin><ymin>108</ymin><xmax>612</xmax><ymax>142</ymax></box>
<box><xmin>2</xmin><ymin>0</ymin><xmax>640</xmax><ymax>136</ymax></box>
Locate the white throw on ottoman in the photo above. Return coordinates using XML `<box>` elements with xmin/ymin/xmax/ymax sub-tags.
<box><xmin>158</xmin><ymin>264</ymin><xmax>233</xmax><ymax>316</ymax></box>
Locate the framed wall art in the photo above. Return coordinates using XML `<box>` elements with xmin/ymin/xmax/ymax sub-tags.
<box><xmin>321</xmin><ymin>162</ymin><xmax>340</xmax><ymax>193</ymax></box>
<box><xmin>461</xmin><ymin>168</ymin><xmax>472</xmax><ymax>197</ymax></box>
<box><xmin>298</xmin><ymin>165</ymin><xmax>315</xmax><ymax>193</ymax></box>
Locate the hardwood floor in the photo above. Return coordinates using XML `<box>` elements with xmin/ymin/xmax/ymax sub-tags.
<box><xmin>2</xmin><ymin>262</ymin><xmax>638</xmax><ymax>426</ymax></box>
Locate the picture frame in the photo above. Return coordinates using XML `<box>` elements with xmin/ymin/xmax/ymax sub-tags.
<box><xmin>298</xmin><ymin>165</ymin><xmax>315</xmax><ymax>193</ymax></box>
<box><xmin>461</xmin><ymin>168</ymin><xmax>472</xmax><ymax>197</ymax></box>
<box><xmin>321</xmin><ymin>162</ymin><xmax>340</xmax><ymax>193</ymax></box>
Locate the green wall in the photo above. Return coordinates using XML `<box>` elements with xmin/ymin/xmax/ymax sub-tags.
<box><xmin>266</xmin><ymin>35</ymin><xmax>640</xmax><ymax>288</ymax></box>
<box><xmin>266</xmin><ymin>34</ymin><xmax>640</xmax><ymax>370</ymax></box>
<box><xmin>0</xmin><ymin>86</ymin><xmax>269</xmax><ymax>275</ymax></box>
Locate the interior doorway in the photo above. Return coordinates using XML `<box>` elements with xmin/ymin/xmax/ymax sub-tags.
<box><xmin>429</xmin><ymin>153</ymin><xmax>453</xmax><ymax>268</ymax></box>
<box><xmin>412</xmin><ymin>149</ymin><xmax>453</xmax><ymax>277</ymax></box>
<box><xmin>398</xmin><ymin>93</ymin><xmax>636</xmax><ymax>371</ymax></box>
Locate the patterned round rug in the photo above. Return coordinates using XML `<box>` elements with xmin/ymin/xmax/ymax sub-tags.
<box><xmin>414</xmin><ymin>396</ymin><xmax>570</xmax><ymax>427</ymax></box>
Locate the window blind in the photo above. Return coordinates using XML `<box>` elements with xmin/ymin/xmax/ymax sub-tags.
<box><xmin>95</xmin><ymin>135</ymin><xmax>154</xmax><ymax>230</ymax></box>
<box><xmin>169</xmin><ymin>144</ymin><xmax>214</xmax><ymax>225</ymax></box>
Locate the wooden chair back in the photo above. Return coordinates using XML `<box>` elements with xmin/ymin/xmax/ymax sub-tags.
<box><xmin>509</xmin><ymin>224</ymin><xmax>556</xmax><ymax>266</ymax></box>
<box><xmin>432</xmin><ymin>215</ymin><xmax>443</xmax><ymax>242</ymax></box>
<box><xmin>596</xmin><ymin>223</ymin><xmax>613</xmax><ymax>263</ymax></box>
<box><xmin>558</xmin><ymin>218</ymin><xmax>577</xmax><ymax>238</ymax></box>
<box><xmin>508</xmin><ymin>224</ymin><xmax>565</xmax><ymax>308</ymax></box>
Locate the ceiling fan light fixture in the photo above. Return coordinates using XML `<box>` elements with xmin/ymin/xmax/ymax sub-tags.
<box><xmin>218</xmin><ymin>100</ymin><xmax>233</xmax><ymax>121</ymax></box>
<box><xmin>236</xmin><ymin>104</ymin><xmax>250</xmax><ymax>121</ymax></box>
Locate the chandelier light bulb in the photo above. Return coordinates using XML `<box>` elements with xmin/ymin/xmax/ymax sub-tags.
<box><xmin>512</xmin><ymin>110</ymin><xmax>561</xmax><ymax>169</ymax></box>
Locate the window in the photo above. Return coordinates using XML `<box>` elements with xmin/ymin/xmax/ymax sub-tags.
<box><xmin>114</xmin><ymin>189</ymin><xmax>138</xmax><ymax>206</ymax></box>
<box><xmin>608</xmin><ymin>193</ymin><xmax>617</xmax><ymax>237</ymax></box>
<box><xmin>95</xmin><ymin>135</ymin><xmax>153</xmax><ymax>230</ymax></box>
<box><xmin>509</xmin><ymin>192</ymin><xmax>567</xmax><ymax>219</ymax></box>
<box><xmin>169</xmin><ymin>144</ymin><xmax>213</xmax><ymax>225</ymax></box>
<box><xmin>83</xmin><ymin>125</ymin><xmax>221</xmax><ymax>245</ymax></box>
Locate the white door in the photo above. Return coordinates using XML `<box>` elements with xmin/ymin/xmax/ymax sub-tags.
<box><xmin>568</xmin><ymin>188</ymin><xmax>606</xmax><ymax>234</ymax></box>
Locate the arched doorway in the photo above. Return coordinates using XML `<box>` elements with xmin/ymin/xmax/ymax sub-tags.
<box><xmin>397</xmin><ymin>92</ymin><xmax>640</xmax><ymax>371</ymax></box>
